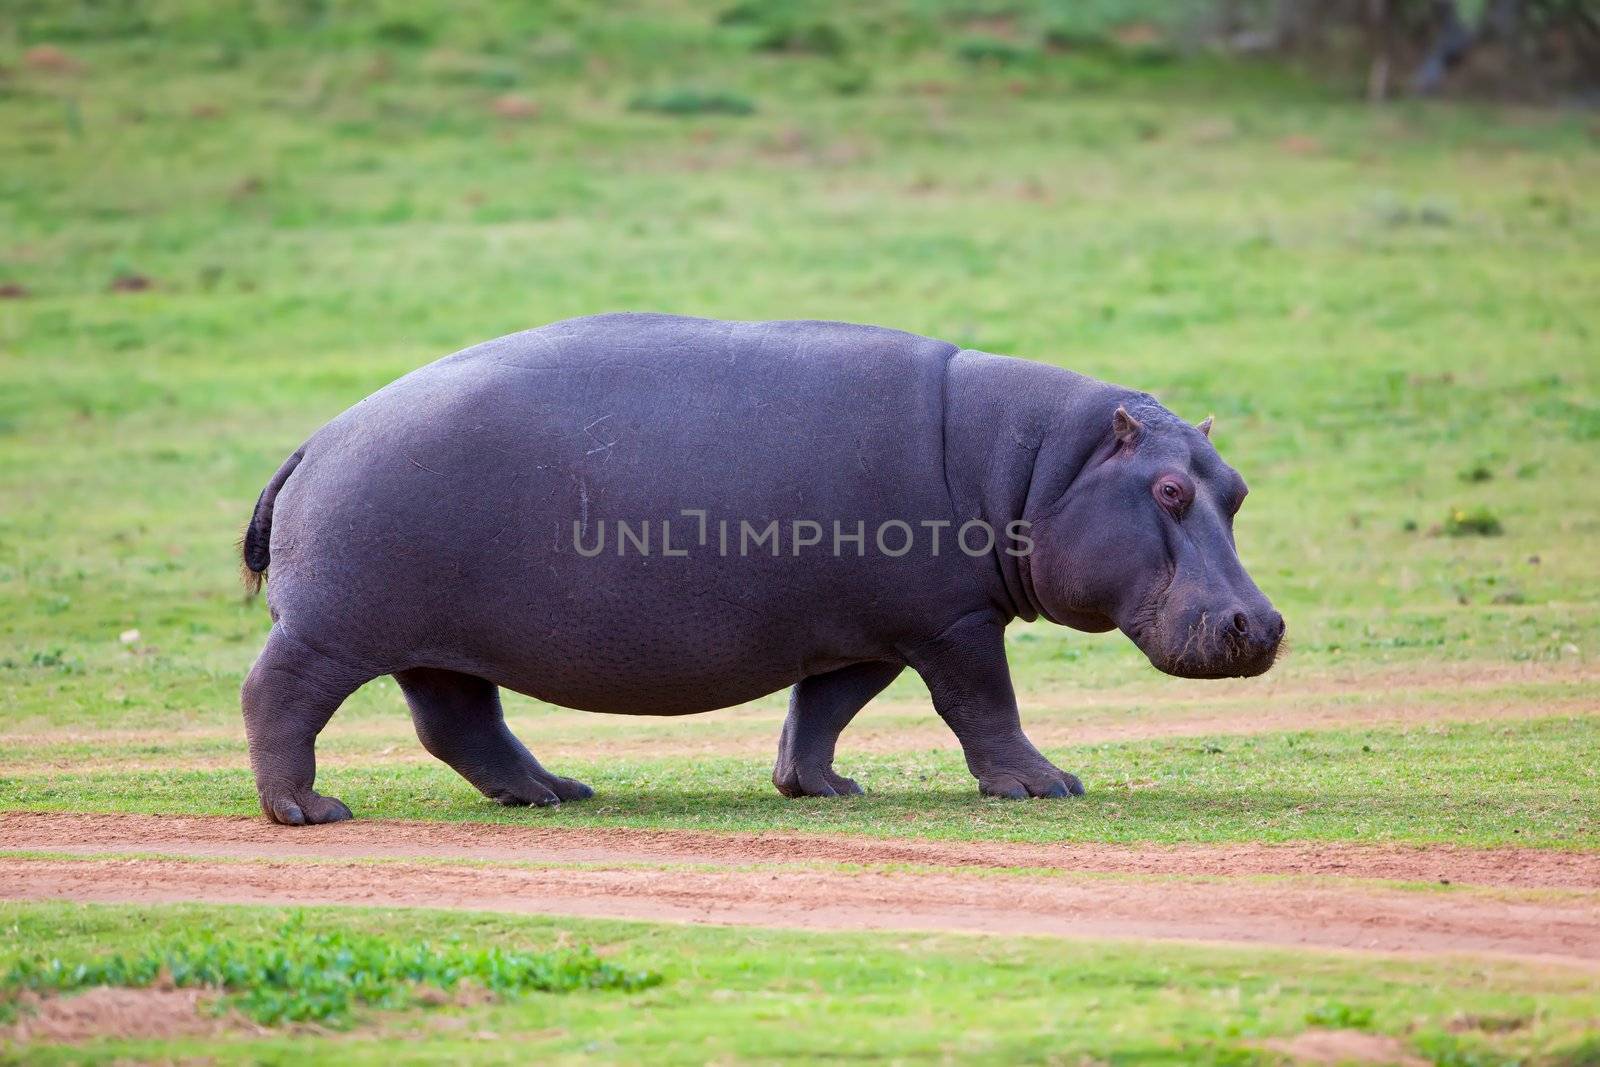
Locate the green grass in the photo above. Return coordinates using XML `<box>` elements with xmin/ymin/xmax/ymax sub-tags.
<box><xmin>1</xmin><ymin>912</ymin><xmax>657</xmax><ymax>1027</ymax></box>
<box><xmin>628</xmin><ymin>87</ymin><xmax>757</xmax><ymax>116</ymax></box>
<box><xmin>1</xmin><ymin>1</ymin><xmax>1592</xmax><ymax>852</ymax></box>
<box><xmin>4</xmin><ymin>901</ymin><xmax>1598</xmax><ymax>1065</ymax></box>
<box><xmin>5</xmin><ymin>717</ymin><xmax>1596</xmax><ymax>848</ymax></box>
<box><xmin>1</xmin><ymin>2</ymin><xmax>1597</xmax><ymax>734</ymax></box>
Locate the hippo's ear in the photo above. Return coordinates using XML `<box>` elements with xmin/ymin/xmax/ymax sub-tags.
<box><xmin>1113</xmin><ymin>406</ymin><xmax>1143</xmax><ymax>445</ymax></box>
<box><xmin>1196</xmin><ymin>415</ymin><xmax>1214</xmax><ymax>439</ymax></box>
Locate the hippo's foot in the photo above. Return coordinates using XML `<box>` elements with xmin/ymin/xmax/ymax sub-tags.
<box><xmin>772</xmin><ymin>661</ymin><xmax>903</xmax><ymax>800</ymax></box>
<box><xmin>395</xmin><ymin>667</ymin><xmax>594</xmax><ymax>810</ymax></box>
<box><xmin>243</xmin><ymin>624</ymin><xmax>377</xmax><ymax>828</ymax></box>
<box><xmin>977</xmin><ymin>760</ymin><xmax>1085</xmax><ymax>800</ymax></box>
<box><xmin>485</xmin><ymin>768</ymin><xmax>594</xmax><ymax>808</ymax></box>
<box><xmin>264</xmin><ymin>789</ymin><xmax>354</xmax><ymax>826</ymax></box>
<box><xmin>773</xmin><ymin>760</ymin><xmax>864</xmax><ymax>799</ymax></box>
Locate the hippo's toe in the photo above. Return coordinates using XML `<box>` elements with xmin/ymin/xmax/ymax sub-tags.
<box><xmin>547</xmin><ymin>774</ymin><xmax>595</xmax><ymax>802</ymax></box>
<box><xmin>773</xmin><ymin>764</ymin><xmax>865</xmax><ymax>799</ymax></box>
<box><xmin>265</xmin><ymin>790</ymin><xmax>353</xmax><ymax>826</ymax></box>
<box><xmin>487</xmin><ymin>769</ymin><xmax>594</xmax><ymax>808</ymax></box>
<box><xmin>490</xmin><ymin>781</ymin><xmax>561</xmax><ymax>807</ymax></box>
<box><xmin>979</xmin><ymin>766</ymin><xmax>1085</xmax><ymax>800</ymax></box>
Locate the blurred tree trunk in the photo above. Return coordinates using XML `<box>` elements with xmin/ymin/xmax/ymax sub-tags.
<box><xmin>1273</xmin><ymin>0</ymin><xmax>1323</xmax><ymax>50</ymax></box>
<box><xmin>1410</xmin><ymin>0</ymin><xmax>1474</xmax><ymax>93</ymax></box>
<box><xmin>1367</xmin><ymin>0</ymin><xmax>1393</xmax><ymax>101</ymax></box>
<box><xmin>1206</xmin><ymin>0</ymin><xmax>1592</xmax><ymax>98</ymax></box>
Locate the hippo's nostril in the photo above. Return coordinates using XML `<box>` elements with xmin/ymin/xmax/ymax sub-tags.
<box><xmin>1232</xmin><ymin>612</ymin><xmax>1249</xmax><ymax>635</ymax></box>
<box><xmin>1271</xmin><ymin>613</ymin><xmax>1285</xmax><ymax>640</ymax></box>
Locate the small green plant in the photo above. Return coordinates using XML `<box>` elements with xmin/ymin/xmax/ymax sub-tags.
<box><xmin>2</xmin><ymin>915</ymin><xmax>660</xmax><ymax>1027</ymax></box>
<box><xmin>716</xmin><ymin>1</ymin><xmax>847</xmax><ymax>55</ymax></box>
<box><xmin>1443</xmin><ymin>507</ymin><xmax>1504</xmax><ymax>537</ymax></box>
<box><xmin>371</xmin><ymin>19</ymin><xmax>432</xmax><ymax>46</ymax></box>
<box><xmin>824</xmin><ymin>64</ymin><xmax>871</xmax><ymax>96</ymax></box>
<box><xmin>955</xmin><ymin>37</ymin><xmax>1036</xmax><ymax>66</ymax></box>
<box><xmin>629</xmin><ymin>88</ymin><xmax>755</xmax><ymax>116</ymax></box>
<box><xmin>1305</xmin><ymin>1001</ymin><xmax>1376</xmax><ymax>1029</ymax></box>
<box><xmin>759</xmin><ymin>20</ymin><xmax>847</xmax><ymax>56</ymax></box>
<box><xmin>1042</xmin><ymin>26</ymin><xmax>1111</xmax><ymax>52</ymax></box>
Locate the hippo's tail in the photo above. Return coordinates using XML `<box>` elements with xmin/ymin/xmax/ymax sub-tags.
<box><xmin>240</xmin><ymin>446</ymin><xmax>306</xmax><ymax>597</ymax></box>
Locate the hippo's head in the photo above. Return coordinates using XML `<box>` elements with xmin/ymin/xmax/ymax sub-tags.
<box><xmin>1024</xmin><ymin>400</ymin><xmax>1284</xmax><ymax>679</ymax></box>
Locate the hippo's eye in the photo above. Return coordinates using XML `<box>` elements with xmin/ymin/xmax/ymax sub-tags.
<box><xmin>1153</xmin><ymin>475</ymin><xmax>1192</xmax><ymax>515</ymax></box>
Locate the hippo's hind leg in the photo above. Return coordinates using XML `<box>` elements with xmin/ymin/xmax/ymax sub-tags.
<box><xmin>773</xmin><ymin>660</ymin><xmax>903</xmax><ymax>798</ymax></box>
<box><xmin>395</xmin><ymin>667</ymin><xmax>593</xmax><ymax>807</ymax></box>
<box><xmin>242</xmin><ymin>624</ymin><xmax>374</xmax><ymax>826</ymax></box>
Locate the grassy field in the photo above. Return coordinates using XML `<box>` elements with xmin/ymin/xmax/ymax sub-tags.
<box><xmin>1</xmin><ymin>0</ymin><xmax>1598</xmax><ymax>1061</ymax></box>
<box><xmin>4</xmin><ymin>716</ymin><xmax>1598</xmax><ymax>847</ymax></box>
<box><xmin>5</xmin><ymin>902</ymin><xmax>1600</xmax><ymax>1065</ymax></box>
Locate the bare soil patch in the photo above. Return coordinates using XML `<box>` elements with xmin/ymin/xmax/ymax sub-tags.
<box><xmin>1</xmin><ymin>855</ymin><xmax>1595</xmax><ymax>965</ymax></box>
<box><xmin>4</xmin><ymin>812</ymin><xmax>1596</xmax><ymax>890</ymax></box>
<box><xmin>6</xmin><ymin>986</ymin><xmax>226</xmax><ymax>1045</ymax></box>
<box><xmin>1263</xmin><ymin>1029</ymin><xmax>1428</xmax><ymax>1066</ymax></box>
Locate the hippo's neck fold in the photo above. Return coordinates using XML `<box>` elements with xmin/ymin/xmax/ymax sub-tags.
<box><xmin>942</xmin><ymin>350</ymin><xmax>1125</xmax><ymax>624</ymax></box>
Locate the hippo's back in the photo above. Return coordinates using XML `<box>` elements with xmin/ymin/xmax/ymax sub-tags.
<box><xmin>265</xmin><ymin>314</ymin><xmax>973</xmax><ymax>714</ymax></box>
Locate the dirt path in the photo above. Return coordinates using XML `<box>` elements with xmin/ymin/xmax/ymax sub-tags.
<box><xmin>4</xmin><ymin>812</ymin><xmax>1596</xmax><ymax>889</ymax></box>
<box><xmin>2</xmin><ymin>854</ymin><xmax>1595</xmax><ymax>964</ymax></box>
<box><xmin>2</xmin><ymin>813</ymin><xmax>1598</xmax><ymax>964</ymax></box>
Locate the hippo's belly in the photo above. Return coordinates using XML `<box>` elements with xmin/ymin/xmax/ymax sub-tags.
<box><xmin>445</xmin><ymin>553</ymin><xmax>869</xmax><ymax>716</ymax></box>
<box><xmin>487</xmin><ymin>654</ymin><xmax>810</xmax><ymax>718</ymax></box>
<box><xmin>265</xmin><ymin>314</ymin><xmax>975</xmax><ymax>711</ymax></box>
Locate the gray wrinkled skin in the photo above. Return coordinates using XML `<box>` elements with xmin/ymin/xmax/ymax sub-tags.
<box><xmin>240</xmin><ymin>313</ymin><xmax>1283</xmax><ymax>825</ymax></box>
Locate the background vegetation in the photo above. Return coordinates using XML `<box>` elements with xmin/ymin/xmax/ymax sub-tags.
<box><xmin>2</xmin><ymin>0</ymin><xmax>1595</xmax><ymax>729</ymax></box>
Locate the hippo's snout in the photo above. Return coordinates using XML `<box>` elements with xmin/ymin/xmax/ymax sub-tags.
<box><xmin>1148</xmin><ymin>596</ymin><xmax>1285</xmax><ymax>680</ymax></box>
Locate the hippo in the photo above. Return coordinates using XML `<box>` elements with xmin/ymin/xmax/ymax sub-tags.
<box><xmin>240</xmin><ymin>313</ymin><xmax>1283</xmax><ymax>825</ymax></box>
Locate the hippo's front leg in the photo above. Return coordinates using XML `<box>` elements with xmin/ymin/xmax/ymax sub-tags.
<box><xmin>903</xmin><ymin>611</ymin><xmax>1085</xmax><ymax>799</ymax></box>
<box><xmin>773</xmin><ymin>660</ymin><xmax>904</xmax><ymax>798</ymax></box>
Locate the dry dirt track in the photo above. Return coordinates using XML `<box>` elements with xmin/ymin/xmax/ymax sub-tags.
<box><xmin>3</xmin><ymin>813</ymin><xmax>1597</xmax><ymax>966</ymax></box>
<box><xmin>5</xmin><ymin>812</ymin><xmax>1598</xmax><ymax>888</ymax></box>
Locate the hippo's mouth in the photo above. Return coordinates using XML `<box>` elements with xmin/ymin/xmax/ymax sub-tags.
<box><xmin>1152</xmin><ymin>646</ymin><xmax>1281</xmax><ymax>680</ymax></box>
<box><xmin>1122</xmin><ymin>586</ymin><xmax>1284</xmax><ymax>680</ymax></box>
<box><xmin>1134</xmin><ymin>614</ymin><xmax>1285</xmax><ymax>680</ymax></box>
